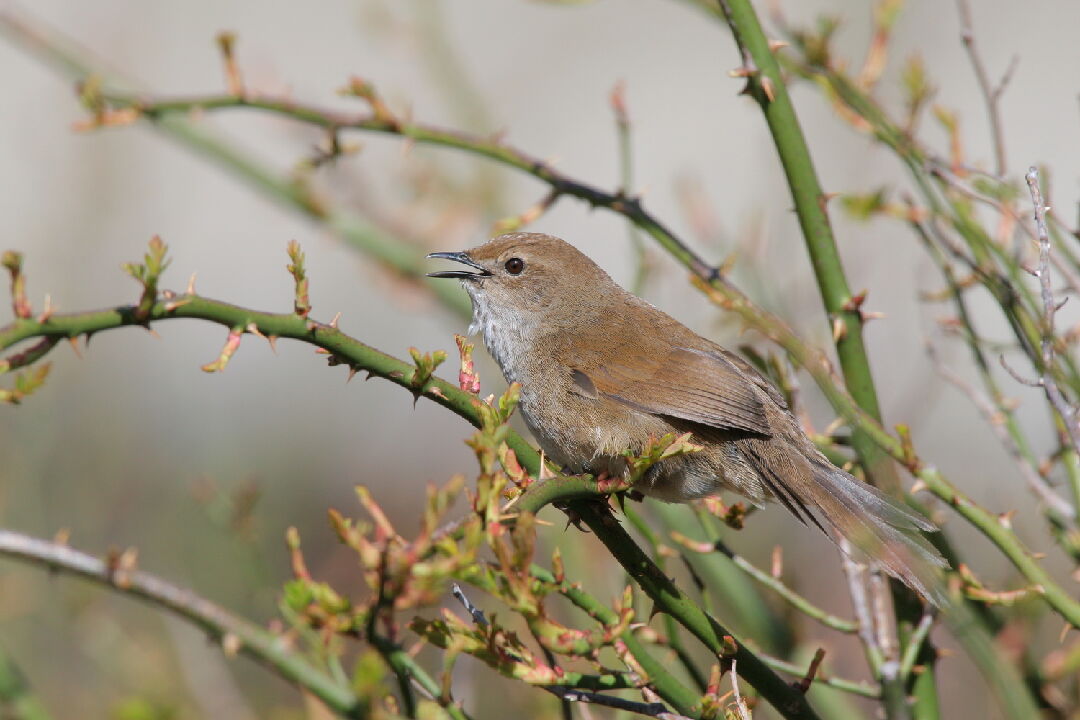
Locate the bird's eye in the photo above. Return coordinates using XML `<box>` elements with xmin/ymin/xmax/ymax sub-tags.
<box><xmin>504</xmin><ymin>257</ymin><xmax>525</xmax><ymax>275</ymax></box>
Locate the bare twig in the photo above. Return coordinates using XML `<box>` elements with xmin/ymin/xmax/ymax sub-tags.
<box><xmin>869</xmin><ymin>569</ymin><xmax>899</xmax><ymax>663</ymax></box>
<box><xmin>544</xmin><ymin>687</ymin><xmax>679</xmax><ymax>719</ymax></box>
<box><xmin>838</xmin><ymin>541</ymin><xmax>908</xmax><ymax>718</ymax></box>
<box><xmin>611</xmin><ymin>81</ymin><xmax>650</xmax><ymax>294</ymax></box>
<box><xmin>927</xmin><ymin>340</ymin><xmax>1074</xmax><ymax>517</ymax></box>
<box><xmin>839</xmin><ymin>541</ymin><xmax>885</xmax><ymax>673</ymax></box>
<box><xmin>450</xmin><ymin>583</ymin><xmax>488</xmax><ymax>627</ymax></box>
<box><xmin>677</xmin><ymin>533</ymin><xmax>858</xmax><ymax>633</ymax></box>
<box><xmin>1026</xmin><ymin>168</ymin><xmax>1080</xmax><ymax>457</ymax></box>
<box><xmin>730</xmin><ymin>660</ymin><xmax>752</xmax><ymax>720</ymax></box>
<box><xmin>955</xmin><ymin>0</ymin><xmax>1016</xmax><ymax>175</ymax></box>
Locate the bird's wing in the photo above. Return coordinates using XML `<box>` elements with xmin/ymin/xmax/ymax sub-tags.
<box><xmin>577</xmin><ymin>346</ymin><xmax>772</xmax><ymax>436</ymax></box>
<box><xmin>713</xmin><ymin>347</ymin><xmax>790</xmax><ymax>410</ymax></box>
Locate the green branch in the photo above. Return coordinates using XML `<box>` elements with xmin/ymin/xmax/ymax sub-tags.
<box><xmin>0</xmin><ymin>530</ymin><xmax>366</xmax><ymax>719</ymax></box>
<box><xmin>529</xmin><ymin>565</ymin><xmax>705</xmax><ymax>716</ymax></box>
<box><xmin>575</xmin><ymin>503</ymin><xmax>822</xmax><ymax>720</ymax></box>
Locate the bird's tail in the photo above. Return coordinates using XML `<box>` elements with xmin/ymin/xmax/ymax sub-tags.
<box><xmin>810</xmin><ymin>460</ymin><xmax>948</xmax><ymax>604</ymax></box>
<box><xmin>746</xmin><ymin>445</ymin><xmax>948</xmax><ymax>604</ymax></box>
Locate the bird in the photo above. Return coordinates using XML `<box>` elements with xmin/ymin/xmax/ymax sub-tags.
<box><xmin>428</xmin><ymin>232</ymin><xmax>946</xmax><ymax>603</ymax></box>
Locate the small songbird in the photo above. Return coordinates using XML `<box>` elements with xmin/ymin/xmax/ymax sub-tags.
<box><xmin>428</xmin><ymin>232</ymin><xmax>946</xmax><ymax>603</ymax></box>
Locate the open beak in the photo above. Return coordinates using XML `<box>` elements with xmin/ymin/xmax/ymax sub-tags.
<box><xmin>426</xmin><ymin>251</ymin><xmax>492</xmax><ymax>279</ymax></box>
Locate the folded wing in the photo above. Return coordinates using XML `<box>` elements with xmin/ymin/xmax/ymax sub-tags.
<box><xmin>578</xmin><ymin>346</ymin><xmax>772</xmax><ymax>436</ymax></box>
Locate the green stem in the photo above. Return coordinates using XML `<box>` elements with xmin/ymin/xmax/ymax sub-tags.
<box><xmin>622</xmin><ymin>506</ymin><xmax>710</xmax><ymax>692</ymax></box>
<box><xmin>707</xmin><ymin>536</ymin><xmax>857</xmax><ymax>634</ymax></box>
<box><xmin>530</xmin><ymin>566</ymin><xmax>703</xmax><ymax>718</ymax></box>
<box><xmin>574</xmin><ymin>502</ymin><xmax>823</xmax><ymax>720</ymax></box>
<box><xmin>753</xmin><ymin>652</ymin><xmax>879</xmax><ymax>699</ymax></box>
<box><xmin>657</xmin><ymin>503</ymin><xmax>794</xmax><ymax>655</ymax></box>
<box><xmin>369</xmin><ymin>635</ymin><xmax>470</xmax><ymax>720</ymax></box>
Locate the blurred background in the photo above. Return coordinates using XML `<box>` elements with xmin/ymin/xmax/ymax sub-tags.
<box><xmin>1</xmin><ymin>0</ymin><xmax>1079</xmax><ymax>717</ymax></box>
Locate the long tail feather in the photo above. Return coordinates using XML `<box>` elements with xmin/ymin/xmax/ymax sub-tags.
<box><xmin>808</xmin><ymin>460</ymin><xmax>948</xmax><ymax>605</ymax></box>
<box><xmin>742</xmin><ymin>440</ymin><xmax>948</xmax><ymax>604</ymax></box>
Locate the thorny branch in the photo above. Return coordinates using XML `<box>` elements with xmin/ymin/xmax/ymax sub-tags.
<box><xmin>1025</xmin><ymin>168</ymin><xmax>1080</xmax><ymax>457</ymax></box>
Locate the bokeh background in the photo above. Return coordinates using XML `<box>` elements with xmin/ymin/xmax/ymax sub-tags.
<box><xmin>2</xmin><ymin>1</ymin><xmax>1079</xmax><ymax>717</ymax></box>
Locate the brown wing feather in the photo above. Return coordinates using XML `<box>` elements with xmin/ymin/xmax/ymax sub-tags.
<box><xmin>581</xmin><ymin>346</ymin><xmax>772</xmax><ymax>436</ymax></box>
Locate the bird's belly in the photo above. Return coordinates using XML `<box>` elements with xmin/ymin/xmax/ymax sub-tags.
<box><xmin>516</xmin><ymin>388</ymin><xmax>642</xmax><ymax>474</ymax></box>
<box><xmin>516</xmin><ymin>389</ymin><xmax>725</xmax><ymax>497</ymax></box>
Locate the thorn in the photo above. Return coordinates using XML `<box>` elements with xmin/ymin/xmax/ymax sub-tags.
<box><xmin>347</xmin><ymin>367</ymin><xmax>359</xmax><ymax>383</ymax></box>
<box><xmin>771</xmin><ymin>545</ymin><xmax>783</xmax><ymax>578</ymax></box>
<box><xmin>909</xmin><ymin>479</ymin><xmax>928</xmax><ymax>495</ymax></box>
<box><xmin>329</xmin><ymin>311</ymin><xmax>341</xmax><ymax>329</ymax></box>
<box><xmin>862</xmin><ymin>310</ymin><xmax>886</xmax><ymax>321</ymax></box>
<box><xmin>997</xmin><ymin>509</ymin><xmax>1017</xmax><ymax>529</ymax></box>
<box><xmin>35</xmin><ymin>294</ymin><xmax>54</xmax><ymax>323</ymax></box>
<box><xmin>186</xmin><ymin>272</ymin><xmax>198</xmax><ymax>296</ymax></box>
<box><xmin>760</xmin><ymin>76</ymin><xmax>776</xmax><ymax>102</ymax></box>
<box><xmin>216</xmin><ymin>31</ymin><xmax>245</xmax><ymax>98</ymax></box>
<box><xmin>768</xmin><ymin>39</ymin><xmax>789</xmax><ymax>52</ymax></box>
<box><xmin>245</xmin><ymin>322</ymin><xmax>266</xmax><ymax>340</ymax></box>
<box><xmin>821</xmin><ymin>191</ymin><xmax>841</xmax><ymax>203</ymax></box>
<box><xmin>614</xmin><ymin>491</ymin><xmax>628</xmax><ymax>514</ymax></box>
<box><xmin>729</xmin><ymin>66</ymin><xmax>754</xmax><ymax>78</ymax></box>
<box><xmin>314</xmin><ymin>347</ymin><xmax>331</xmax><ymax>355</ymax></box>
<box><xmin>538</xmin><ymin>450</ymin><xmax>555</xmax><ymax>481</ymax></box>
<box><xmin>794</xmin><ymin>648</ymin><xmax>826</xmax><ymax>693</ymax></box>
<box><xmin>267</xmin><ymin>335</ymin><xmax>278</xmax><ymax>354</ymax></box>
<box><xmin>222</xmin><ymin>632</ymin><xmax>242</xmax><ymax>658</ymax></box>
<box><xmin>145</xmin><ymin>327</ymin><xmax>161</xmax><ymax>340</ymax></box>
<box><xmin>832</xmin><ymin>316</ymin><xmax>847</xmax><ymax>342</ymax></box>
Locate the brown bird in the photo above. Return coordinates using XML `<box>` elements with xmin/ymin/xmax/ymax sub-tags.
<box><xmin>428</xmin><ymin>232</ymin><xmax>946</xmax><ymax>603</ymax></box>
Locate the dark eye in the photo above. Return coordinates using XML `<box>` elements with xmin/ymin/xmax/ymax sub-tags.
<box><xmin>504</xmin><ymin>257</ymin><xmax>525</xmax><ymax>275</ymax></box>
